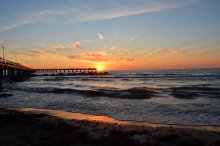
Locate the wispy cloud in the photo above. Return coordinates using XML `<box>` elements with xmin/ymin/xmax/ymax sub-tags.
<box><xmin>52</xmin><ymin>41</ymin><xmax>81</xmax><ymax>50</ymax></box>
<box><xmin>0</xmin><ymin>10</ymin><xmax>56</xmax><ymax>32</ymax></box>
<box><xmin>65</xmin><ymin>0</ymin><xmax>195</xmax><ymax>23</ymax></box>
<box><xmin>156</xmin><ymin>48</ymin><xmax>187</xmax><ymax>55</ymax></box>
<box><xmin>0</xmin><ymin>0</ymin><xmax>197</xmax><ymax>32</ymax></box>
<box><xmin>109</xmin><ymin>45</ymin><xmax>121</xmax><ymax>52</ymax></box>
<box><xmin>67</xmin><ymin>51</ymin><xmax>108</xmax><ymax>62</ymax></box>
<box><xmin>0</xmin><ymin>8</ymin><xmax>81</xmax><ymax>32</ymax></box>
<box><xmin>24</xmin><ymin>50</ymin><xmax>56</xmax><ymax>57</ymax></box>
<box><xmin>66</xmin><ymin>44</ymin><xmax>142</xmax><ymax>63</ymax></box>
<box><xmin>67</xmin><ymin>49</ymin><xmax>134</xmax><ymax>63</ymax></box>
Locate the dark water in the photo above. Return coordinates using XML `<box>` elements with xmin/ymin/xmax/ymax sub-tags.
<box><xmin>0</xmin><ymin>68</ymin><xmax>220</xmax><ymax>126</ymax></box>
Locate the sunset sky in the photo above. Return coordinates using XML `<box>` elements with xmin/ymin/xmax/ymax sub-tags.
<box><xmin>0</xmin><ymin>0</ymin><xmax>220</xmax><ymax>70</ymax></box>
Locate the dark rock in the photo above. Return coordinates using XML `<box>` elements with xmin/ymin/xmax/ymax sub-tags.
<box><xmin>176</xmin><ymin>137</ymin><xmax>205</xmax><ymax>146</ymax></box>
<box><xmin>0</xmin><ymin>93</ymin><xmax>13</xmax><ymax>97</ymax></box>
<box><xmin>155</xmin><ymin>134</ymin><xmax>205</xmax><ymax>146</ymax></box>
<box><xmin>209</xmin><ymin>141</ymin><xmax>220</xmax><ymax>146</ymax></box>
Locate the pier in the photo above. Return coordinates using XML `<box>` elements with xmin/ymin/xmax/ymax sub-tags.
<box><xmin>0</xmin><ymin>57</ymin><xmax>34</xmax><ymax>76</ymax></box>
<box><xmin>36</xmin><ymin>68</ymin><xmax>97</xmax><ymax>74</ymax></box>
<box><xmin>0</xmin><ymin>57</ymin><xmax>103</xmax><ymax>77</ymax></box>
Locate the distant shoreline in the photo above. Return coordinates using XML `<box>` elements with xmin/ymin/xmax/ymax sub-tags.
<box><xmin>0</xmin><ymin>108</ymin><xmax>220</xmax><ymax>146</ymax></box>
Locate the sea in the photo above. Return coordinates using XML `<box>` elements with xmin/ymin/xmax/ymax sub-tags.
<box><xmin>0</xmin><ymin>68</ymin><xmax>220</xmax><ymax>126</ymax></box>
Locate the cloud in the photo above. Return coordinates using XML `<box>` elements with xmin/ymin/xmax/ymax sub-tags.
<box><xmin>52</xmin><ymin>44</ymin><xmax>66</xmax><ymax>50</ymax></box>
<box><xmin>67</xmin><ymin>50</ymin><xmax>134</xmax><ymax>63</ymax></box>
<box><xmin>68</xmin><ymin>51</ymin><xmax>108</xmax><ymax>62</ymax></box>
<box><xmin>109</xmin><ymin>45</ymin><xmax>121</xmax><ymax>52</ymax></box>
<box><xmin>52</xmin><ymin>41</ymin><xmax>81</xmax><ymax>50</ymax></box>
<box><xmin>29</xmin><ymin>50</ymin><xmax>50</xmax><ymax>56</ymax></box>
<box><xmin>0</xmin><ymin>19</ymin><xmax>35</xmax><ymax>32</ymax></box>
<box><xmin>70</xmin><ymin>41</ymin><xmax>80</xmax><ymax>49</ymax></box>
<box><xmin>66</xmin><ymin>1</ymin><xmax>193</xmax><ymax>23</ymax></box>
<box><xmin>156</xmin><ymin>48</ymin><xmax>187</xmax><ymax>55</ymax></box>
<box><xmin>0</xmin><ymin>10</ymin><xmax>56</xmax><ymax>32</ymax></box>
<box><xmin>24</xmin><ymin>50</ymin><xmax>56</xmax><ymax>57</ymax></box>
<box><xmin>85</xmin><ymin>51</ymin><xmax>108</xmax><ymax>62</ymax></box>
<box><xmin>130</xmin><ymin>37</ymin><xmax>136</xmax><ymax>41</ymax></box>
<box><xmin>0</xmin><ymin>1</ymin><xmax>196</xmax><ymax>32</ymax></box>
<box><xmin>98</xmin><ymin>33</ymin><xmax>104</xmax><ymax>40</ymax></box>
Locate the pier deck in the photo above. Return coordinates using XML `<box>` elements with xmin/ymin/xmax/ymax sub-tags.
<box><xmin>36</xmin><ymin>68</ymin><xmax>97</xmax><ymax>74</ymax></box>
<box><xmin>0</xmin><ymin>57</ymin><xmax>99</xmax><ymax>77</ymax></box>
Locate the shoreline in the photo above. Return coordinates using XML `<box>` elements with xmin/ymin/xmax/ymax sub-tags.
<box><xmin>18</xmin><ymin>108</ymin><xmax>220</xmax><ymax>132</ymax></box>
<box><xmin>1</xmin><ymin>108</ymin><xmax>220</xmax><ymax>146</ymax></box>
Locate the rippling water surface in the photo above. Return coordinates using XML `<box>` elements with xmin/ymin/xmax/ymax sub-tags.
<box><xmin>1</xmin><ymin>68</ymin><xmax>220</xmax><ymax>126</ymax></box>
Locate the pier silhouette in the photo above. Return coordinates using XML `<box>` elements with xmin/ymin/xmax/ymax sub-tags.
<box><xmin>0</xmin><ymin>57</ymin><xmax>103</xmax><ymax>77</ymax></box>
<box><xmin>0</xmin><ymin>57</ymin><xmax>34</xmax><ymax>76</ymax></box>
<box><xmin>36</xmin><ymin>68</ymin><xmax>97</xmax><ymax>74</ymax></box>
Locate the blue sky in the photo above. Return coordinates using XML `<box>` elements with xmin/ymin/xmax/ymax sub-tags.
<box><xmin>0</xmin><ymin>0</ymin><xmax>220</xmax><ymax>69</ymax></box>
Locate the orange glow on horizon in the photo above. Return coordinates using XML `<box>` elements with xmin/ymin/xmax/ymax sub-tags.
<box><xmin>7</xmin><ymin>48</ymin><xmax>220</xmax><ymax>70</ymax></box>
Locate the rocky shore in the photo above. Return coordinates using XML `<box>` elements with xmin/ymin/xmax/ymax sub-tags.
<box><xmin>0</xmin><ymin>108</ymin><xmax>220</xmax><ymax>146</ymax></box>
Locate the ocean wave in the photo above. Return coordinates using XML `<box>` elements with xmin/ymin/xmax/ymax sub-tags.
<box><xmin>171</xmin><ymin>86</ymin><xmax>220</xmax><ymax>99</ymax></box>
<box><xmin>36</xmin><ymin>87</ymin><xmax>156</xmax><ymax>99</ymax></box>
<box><xmin>172</xmin><ymin>86</ymin><xmax>220</xmax><ymax>91</ymax></box>
<box><xmin>2</xmin><ymin>82</ymin><xmax>157</xmax><ymax>99</ymax></box>
<box><xmin>32</xmin><ymin>74</ymin><xmax>220</xmax><ymax>84</ymax></box>
<box><xmin>43</xmin><ymin>77</ymin><xmax>66</xmax><ymax>81</ymax></box>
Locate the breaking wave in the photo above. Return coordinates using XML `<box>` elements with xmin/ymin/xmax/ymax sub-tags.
<box><xmin>1</xmin><ymin>80</ymin><xmax>157</xmax><ymax>99</ymax></box>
